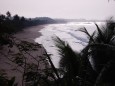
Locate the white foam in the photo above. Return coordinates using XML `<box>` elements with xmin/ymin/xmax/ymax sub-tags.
<box><xmin>35</xmin><ymin>22</ymin><xmax>104</xmax><ymax>67</ymax></box>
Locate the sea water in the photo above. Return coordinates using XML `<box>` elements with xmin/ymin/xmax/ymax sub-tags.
<box><xmin>35</xmin><ymin>22</ymin><xmax>104</xmax><ymax>67</ymax></box>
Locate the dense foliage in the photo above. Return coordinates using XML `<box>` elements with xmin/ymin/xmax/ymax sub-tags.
<box><xmin>0</xmin><ymin>11</ymin><xmax>56</xmax><ymax>46</ymax></box>
<box><xmin>0</xmin><ymin>11</ymin><xmax>115</xmax><ymax>86</ymax></box>
<box><xmin>0</xmin><ymin>11</ymin><xmax>56</xmax><ymax>33</ymax></box>
<box><xmin>54</xmin><ymin>20</ymin><xmax>115</xmax><ymax>86</ymax></box>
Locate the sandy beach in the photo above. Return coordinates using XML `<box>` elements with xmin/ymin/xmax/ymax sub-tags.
<box><xmin>14</xmin><ymin>25</ymin><xmax>45</xmax><ymax>43</ymax></box>
<box><xmin>0</xmin><ymin>25</ymin><xmax>48</xmax><ymax>86</ymax></box>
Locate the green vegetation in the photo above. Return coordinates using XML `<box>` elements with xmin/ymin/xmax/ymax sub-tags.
<box><xmin>0</xmin><ymin>11</ymin><xmax>56</xmax><ymax>46</ymax></box>
<box><xmin>0</xmin><ymin>11</ymin><xmax>56</xmax><ymax>33</ymax></box>
<box><xmin>0</xmin><ymin>11</ymin><xmax>115</xmax><ymax>85</ymax></box>
<box><xmin>54</xmin><ymin>20</ymin><xmax>115</xmax><ymax>86</ymax></box>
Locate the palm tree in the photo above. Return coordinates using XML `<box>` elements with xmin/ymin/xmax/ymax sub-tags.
<box><xmin>54</xmin><ymin>19</ymin><xmax>115</xmax><ymax>86</ymax></box>
<box><xmin>79</xmin><ymin>20</ymin><xmax>115</xmax><ymax>86</ymax></box>
<box><xmin>54</xmin><ymin>37</ymin><xmax>83</xmax><ymax>86</ymax></box>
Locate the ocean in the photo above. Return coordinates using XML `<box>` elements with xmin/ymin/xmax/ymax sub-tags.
<box><xmin>35</xmin><ymin>22</ymin><xmax>104</xmax><ymax>67</ymax></box>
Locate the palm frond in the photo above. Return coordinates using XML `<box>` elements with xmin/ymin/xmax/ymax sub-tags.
<box><xmin>105</xmin><ymin>20</ymin><xmax>115</xmax><ymax>43</ymax></box>
<box><xmin>54</xmin><ymin>37</ymin><xmax>82</xmax><ymax>76</ymax></box>
<box><xmin>94</xmin><ymin>60</ymin><xmax>115</xmax><ymax>86</ymax></box>
<box><xmin>95</xmin><ymin>23</ymin><xmax>105</xmax><ymax>43</ymax></box>
<box><xmin>89</xmin><ymin>31</ymin><xmax>96</xmax><ymax>44</ymax></box>
<box><xmin>78</xmin><ymin>27</ymin><xmax>95</xmax><ymax>43</ymax></box>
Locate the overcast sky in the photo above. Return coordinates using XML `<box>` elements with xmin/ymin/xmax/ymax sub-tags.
<box><xmin>0</xmin><ymin>0</ymin><xmax>115</xmax><ymax>19</ymax></box>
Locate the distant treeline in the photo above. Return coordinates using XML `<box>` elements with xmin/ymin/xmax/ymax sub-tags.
<box><xmin>0</xmin><ymin>11</ymin><xmax>56</xmax><ymax>34</ymax></box>
<box><xmin>0</xmin><ymin>11</ymin><xmax>57</xmax><ymax>46</ymax></box>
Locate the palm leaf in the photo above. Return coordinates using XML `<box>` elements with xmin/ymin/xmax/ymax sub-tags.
<box><xmin>54</xmin><ymin>37</ymin><xmax>82</xmax><ymax>76</ymax></box>
<box><xmin>78</xmin><ymin>27</ymin><xmax>95</xmax><ymax>43</ymax></box>
<box><xmin>94</xmin><ymin>20</ymin><xmax>115</xmax><ymax>44</ymax></box>
<box><xmin>95</xmin><ymin>23</ymin><xmax>105</xmax><ymax>43</ymax></box>
<box><xmin>94</xmin><ymin>60</ymin><xmax>115</xmax><ymax>86</ymax></box>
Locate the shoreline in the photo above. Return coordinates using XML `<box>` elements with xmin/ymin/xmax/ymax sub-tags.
<box><xmin>14</xmin><ymin>25</ymin><xmax>46</xmax><ymax>43</ymax></box>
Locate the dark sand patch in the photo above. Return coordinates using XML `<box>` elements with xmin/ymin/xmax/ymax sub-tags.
<box><xmin>14</xmin><ymin>25</ymin><xmax>45</xmax><ymax>43</ymax></box>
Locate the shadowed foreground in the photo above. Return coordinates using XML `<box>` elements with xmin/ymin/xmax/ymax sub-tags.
<box><xmin>0</xmin><ymin>19</ymin><xmax>115</xmax><ymax>86</ymax></box>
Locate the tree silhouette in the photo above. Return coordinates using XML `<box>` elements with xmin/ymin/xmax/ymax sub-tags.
<box><xmin>53</xmin><ymin>20</ymin><xmax>115</xmax><ymax>86</ymax></box>
<box><xmin>6</xmin><ymin>11</ymin><xmax>11</xmax><ymax>19</ymax></box>
<box><xmin>78</xmin><ymin>20</ymin><xmax>115</xmax><ymax>85</ymax></box>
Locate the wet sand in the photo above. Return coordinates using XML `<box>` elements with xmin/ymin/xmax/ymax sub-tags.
<box><xmin>14</xmin><ymin>25</ymin><xmax>45</xmax><ymax>43</ymax></box>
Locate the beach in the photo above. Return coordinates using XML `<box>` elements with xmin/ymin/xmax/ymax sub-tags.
<box><xmin>14</xmin><ymin>25</ymin><xmax>45</xmax><ymax>43</ymax></box>
<box><xmin>0</xmin><ymin>25</ymin><xmax>47</xmax><ymax>86</ymax></box>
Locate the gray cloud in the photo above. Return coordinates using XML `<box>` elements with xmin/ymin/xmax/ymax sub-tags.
<box><xmin>0</xmin><ymin>0</ymin><xmax>115</xmax><ymax>19</ymax></box>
